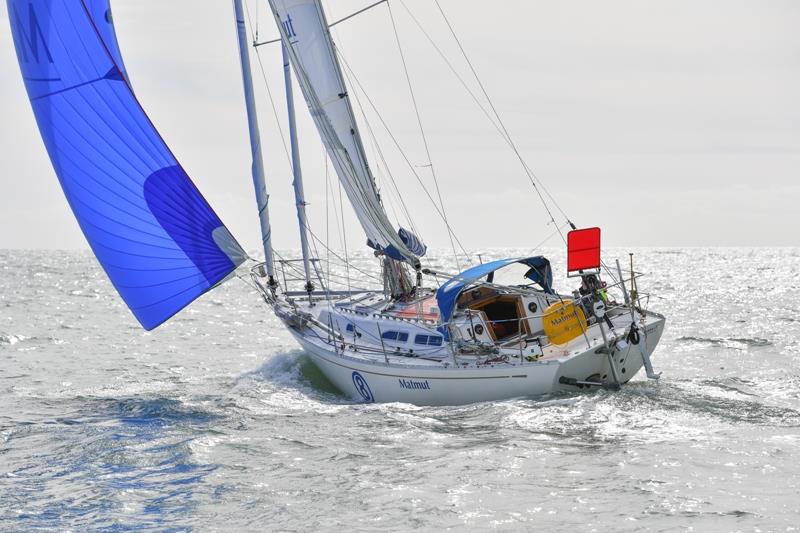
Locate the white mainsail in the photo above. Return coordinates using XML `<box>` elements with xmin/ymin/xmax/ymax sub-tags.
<box><xmin>267</xmin><ymin>0</ymin><xmax>420</xmax><ymax>267</ymax></box>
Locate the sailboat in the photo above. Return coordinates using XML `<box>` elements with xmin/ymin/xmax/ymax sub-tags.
<box><xmin>8</xmin><ymin>0</ymin><xmax>665</xmax><ymax>405</ymax></box>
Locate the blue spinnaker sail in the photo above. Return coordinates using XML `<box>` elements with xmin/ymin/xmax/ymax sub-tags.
<box><xmin>84</xmin><ymin>0</ymin><xmax>128</xmax><ymax>80</ymax></box>
<box><xmin>7</xmin><ymin>0</ymin><xmax>247</xmax><ymax>330</ymax></box>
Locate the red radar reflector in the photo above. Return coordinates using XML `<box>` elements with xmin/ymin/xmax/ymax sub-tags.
<box><xmin>567</xmin><ymin>227</ymin><xmax>601</xmax><ymax>273</ymax></box>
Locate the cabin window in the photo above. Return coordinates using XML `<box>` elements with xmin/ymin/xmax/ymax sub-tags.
<box><xmin>414</xmin><ymin>334</ymin><xmax>443</xmax><ymax>346</ymax></box>
<box><xmin>382</xmin><ymin>331</ymin><xmax>408</xmax><ymax>342</ymax></box>
<box><xmin>345</xmin><ymin>323</ymin><xmax>354</xmax><ymax>332</ymax></box>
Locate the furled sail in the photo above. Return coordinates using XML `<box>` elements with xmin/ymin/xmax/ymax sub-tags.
<box><xmin>267</xmin><ymin>0</ymin><xmax>421</xmax><ymax>267</ymax></box>
<box><xmin>7</xmin><ymin>0</ymin><xmax>247</xmax><ymax>330</ymax></box>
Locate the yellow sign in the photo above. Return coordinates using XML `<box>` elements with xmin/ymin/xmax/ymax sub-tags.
<box><xmin>543</xmin><ymin>301</ymin><xmax>587</xmax><ymax>345</ymax></box>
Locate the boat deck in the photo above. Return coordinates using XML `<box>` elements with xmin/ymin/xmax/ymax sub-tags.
<box><xmin>286</xmin><ymin>294</ymin><xmax>664</xmax><ymax>372</ymax></box>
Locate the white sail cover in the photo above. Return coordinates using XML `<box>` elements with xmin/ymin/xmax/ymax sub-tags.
<box><xmin>268</xmin><ymin>0</ymin><xmax>419</xmax><ymax>266</ymax></box>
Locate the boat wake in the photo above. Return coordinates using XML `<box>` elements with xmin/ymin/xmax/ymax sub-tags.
<box><xmin>234</xmin><ymin>351</ymin><xmax>350</xmax><ymax>408</ymax></box>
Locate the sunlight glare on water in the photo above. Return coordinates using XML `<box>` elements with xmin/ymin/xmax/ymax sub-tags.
<box><xmin>1</xmin><ymin>247</ymin><xmax>799</xmax><ymax>531</ymax></box>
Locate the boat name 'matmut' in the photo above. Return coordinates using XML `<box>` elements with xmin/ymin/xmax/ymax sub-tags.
<box><xmin>399</xmin><ymin>378</ymin><xmax>431</xmax><ymax>390</ymax></box>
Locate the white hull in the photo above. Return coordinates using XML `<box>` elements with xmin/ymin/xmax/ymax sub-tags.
<box><xmin>286</xmin><ymin>314</ymin><xmax>665</xmax><ymax>406</ymax></box>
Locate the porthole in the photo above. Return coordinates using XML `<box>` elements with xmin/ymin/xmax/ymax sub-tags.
<box><xmin>528</xmin><ymin>302</ymin><xmax>538</xmax><ymax>313</ymax></box>
<box><xmin>474</xmin><ymin>324</ymin><xmax>485</xmax><ymax>335</ymax></box>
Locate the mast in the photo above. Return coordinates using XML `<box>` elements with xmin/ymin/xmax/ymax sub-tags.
<box><xmin>282</xmin><ymin>43</ymin><xmax>314</xmax><ymax>295</ymax></box>
<box><xmin>232</xmin><ymin>0</ymin><xmax>277</xmax><ymax>286</ymax></box>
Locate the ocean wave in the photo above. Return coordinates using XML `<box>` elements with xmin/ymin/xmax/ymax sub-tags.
<box><xmin>641</xmin><ymin>379</ymin><xmax>800</xmax><ymax>428</ymax></box>
<box><xmin>0</xmin><ymin>334</ymin><xmax>26</xmax><ymax>346</ymax></box>
<box><xmin>3</xmin><ymin>247</ymin><xmax>800</xmax><ymax>531</ymax></box>
<box><xmin>677</xmin><ymin>336</ymin><xmax>772</xmax><ymax>347</ymax></box>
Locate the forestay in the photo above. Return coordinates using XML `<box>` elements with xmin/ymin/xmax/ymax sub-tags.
<box><xmin>267</xmin><ymin>0</ymin><xmax>421</xmax><ymax>267</ymax></box>
<box><xmin>7</xmin><ymin>0</ymin><xmax>247</xmax><ymax>330</ymax></box>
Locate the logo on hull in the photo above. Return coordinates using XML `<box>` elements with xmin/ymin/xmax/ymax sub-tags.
<box><xmin>352</xmin><ymin>371</ymin><xmax>374</xmax><ymax>403</ymax></box>
<box><xmin>398</xmin><ymin>378</ymin><xmax>430</xmax><ymax>390</ymax></box>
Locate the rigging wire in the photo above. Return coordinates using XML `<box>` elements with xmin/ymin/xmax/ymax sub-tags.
<box><xmin>306</xmin><ymin>223</ymin><xmax>384</xmax><ymax>285</ymax></box>
<box><xmin>335</xmin><ymin>49</ymin><xmax>472</xmax><ymax>261</ymax></box>
<box><xmin>271</xmin><ymin>246</ymin><xmax>378</xmax><ymax>292</ymax></box>
<box><xmin>396</xmin><ymin>1</ymin><xmax>574</xmax><ymax>236</ymax></box>
<box><xmin>332</xmin><ymin>36</ymin><xmax>419</xmax><ymax>238</ymax></box>
<box><xmin>395</xmin><ymin>3</ymin><xmax>505</xmax><ymax>149</ymax></box>
<box><xmin>323</xmin><ymin>153</ymin><xmax>347</xmax><ymax>260</ymax></box>
<box><xmin>247</xmin><ymin>2</ymin><xmax>583</xmax><ymax>289</ymax></box>
<box><xmin>279</xmin><ymin>27</ymin><xmax>413</xmax><ymax>264</ymax></box>
<box><xmin>357</xmin><ymin>90</ymin><xmax>417</xmax><ymax>236</ymax></box>
<box><xmin>325</xmin><ymin>151</ymin><xmax>332</xmax><ymax>293</ymax></box>
<box><xmin>327</xmin><ymin>19</ymin><xmax>451</xmax><ymax>254</ymax></box>
<box><xmin>430</xmin><ymin>0</ymin><xmax>572</xmax><ymax>240</ymax></box>
<box><xmin>247</xmin><ymin>0</ymin><xmax>346</xmax><ymax>296</ymax></box>
<box><xmin>244</xmin><ymin>1</ymin><xmax>442</xmax><ymax>293</ymax></box>
<box><xmin>337</xmin><ymin>170</ymin><xmax>353</xmax><ymax>292</ymax></box>
<box><xmin>386</xmin><ymin>0</ymin><xmax>461</xmax><ymax>271</ymax></box>
<box><xmin>258</xmin><ymin>0</ymin><xmax>470</xmax><ymax>272</ymax></box>
<box><xmin>248</xmin><ymin>0</ymin><xmax>342</xmax><ymax>296</ymax></box>
<box><xmin>320</xmin><ymin>155</ymin><xmax>384</xmax><ymax>293</ymax></box>
<box><xmin>329</xmin><ymin>0</ymin><xmax>388</xmax><ymax>28</ymax></box>
<box><xmin>254</xmin><ymin>0</ymin><xmax>389</xmax><ymax>47</ymax></box>
<box><xmin>243</xmin><ymin>0</ymin><xmax>293</xmax><ymax>169</ymax></box>
<box><xmin>253</xmin><ymin>1</ymin><xmax>386</xmax><ymax>294</ymax></box>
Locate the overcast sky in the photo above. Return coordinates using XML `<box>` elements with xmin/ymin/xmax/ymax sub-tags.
<box><xmin>1</xmin><ymin>0</ymin><xmax>798</xmax><ymax>253</ymax></box>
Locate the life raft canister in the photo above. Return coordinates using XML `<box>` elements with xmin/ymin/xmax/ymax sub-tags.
<box><xmin>543</xmin><ymin>301</ymin><xmax>587</xmax><ymax>345</ymax></box>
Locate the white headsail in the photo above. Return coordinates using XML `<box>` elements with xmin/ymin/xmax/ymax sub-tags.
<box><xmin>267</xmin><ymin>0</ymin><xmax>420</xmax><ymax>267</ymax></box>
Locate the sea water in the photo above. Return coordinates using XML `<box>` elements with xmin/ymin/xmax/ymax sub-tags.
<box><xmin>1</xmin><ymin>247</ymin><xmax>798</xmax><ymax>531</ymax></box>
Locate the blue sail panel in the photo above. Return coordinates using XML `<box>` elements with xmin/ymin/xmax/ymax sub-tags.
<box><xmin>7</xmin><ymin>0</ymin><xmax>246</xmax><ymax>330</ymax></box>
<box><xmin>84</xmin><ymin>0</ymin><xmax>128</xmax><ymax>80</ymax></box>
